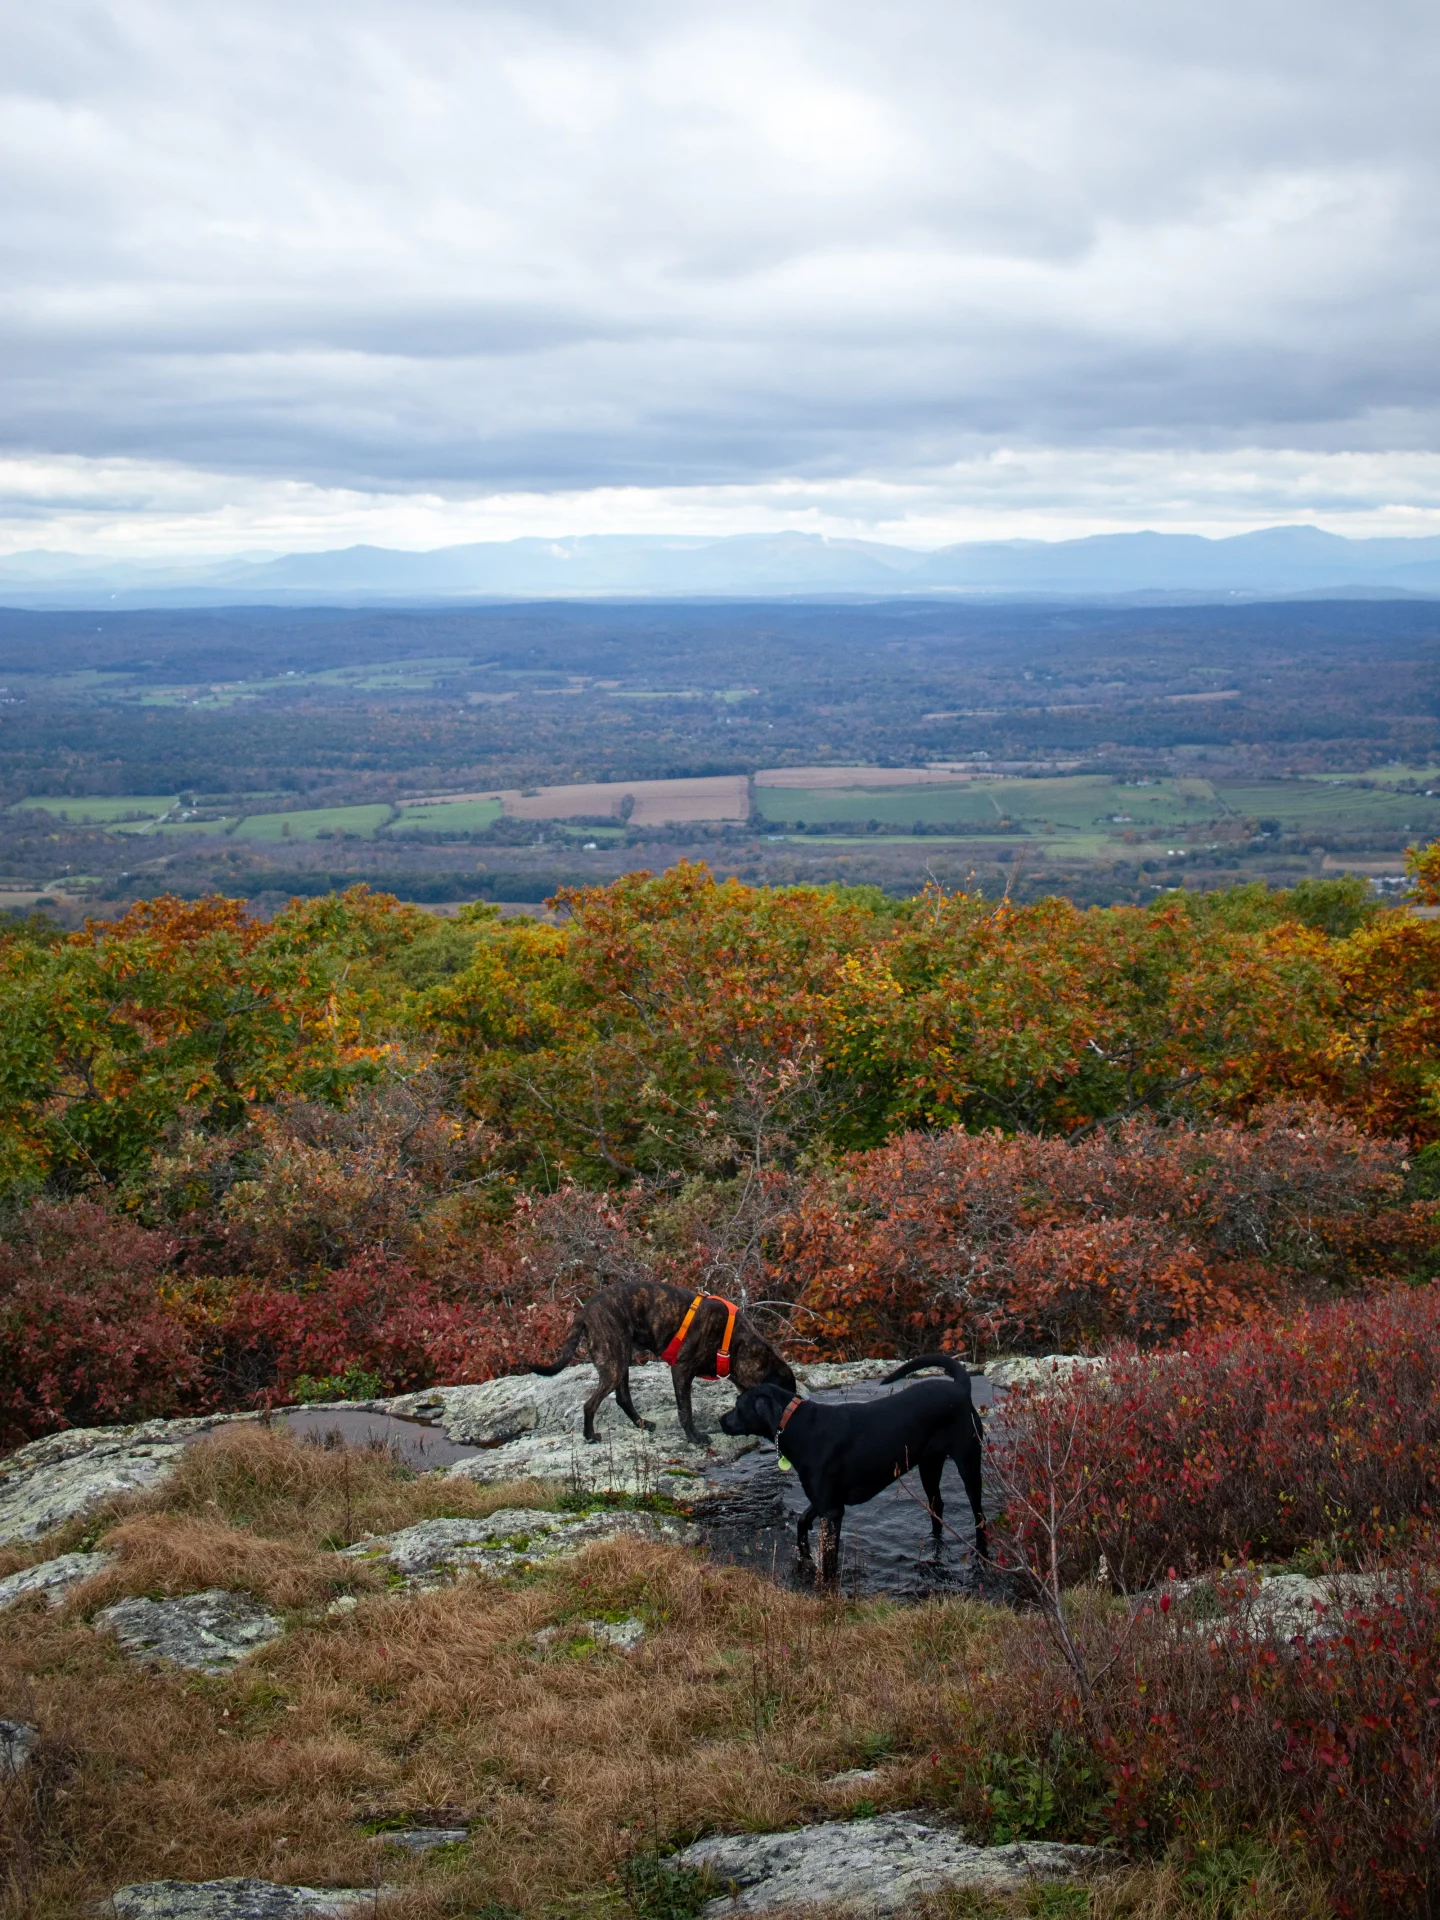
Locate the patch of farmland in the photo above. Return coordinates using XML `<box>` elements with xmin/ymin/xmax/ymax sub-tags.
<box><xmin>755</xmin><ymin>765</ymin><xmax>993</xmax><ymax>789</ymax></box>
<box><xmin>394</xmin><ymin>798</ymin><xmax>504</xmax><ymax>833</ymax></box>
<box><xmin>232</xmin><ymin>804</ymin><xmax>395</xmax><ymax>842</ymax></box>
<box><xmin>498</xmin><ymin>775</ymin><xmax>749</xmax><ymax>825</ymax></box>
<box><xmin>11</xmin><ymin>795</ymin><xmax>177</xmax><ymax>824</ymax></box>
<box><xmin>1214</xmin><ymin>783</ymin><xmax>1440</xmax><ymax>834</ymax></box>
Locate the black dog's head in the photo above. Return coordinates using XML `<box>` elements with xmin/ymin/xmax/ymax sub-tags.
<box><xmin>720</xmin><ymin>1380</ymin><xmax>796</xmax><ymax>1440</ymax></box>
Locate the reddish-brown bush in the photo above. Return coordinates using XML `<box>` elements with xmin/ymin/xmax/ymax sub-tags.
<box><xmin>781</xmin><ymin>1104</ymin><xmax>1428</xmax><ymax>1356</ymax></box>
<box><xmin>995</xmin><ymin>1284</ymin><xmax>1440</xmax><ymax>1589</ymax></box>
<box><xmin>197</xmin><ymin>1252</ymin><xmax>571</xmax><ymax>1405</ymax></box>
<box><xmin>0</xmin><ymin>1199</ymin><xmax>202</xmax><ymax>1445</ymax></box>
<box><xmin>978</xmin><ymin>1566</ymin><xmax>1440</xmax><ymax>1916</ymax></box>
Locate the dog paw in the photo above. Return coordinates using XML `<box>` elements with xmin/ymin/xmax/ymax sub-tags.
<box><xmin>641</xmin><ymin>1419</ymin><xmax>657</xmax><ymax>1432</ymax></box>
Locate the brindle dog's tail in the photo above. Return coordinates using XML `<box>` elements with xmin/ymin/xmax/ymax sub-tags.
<box><xmin>881</xmin><ymin>1352</ymin><xmax>970</xmax><ymax>1386</ymax></box>
<box><xmin>530</xmin><ymin>1317</ymin><xmax>587</xmax><ymax>1376</ymax></box>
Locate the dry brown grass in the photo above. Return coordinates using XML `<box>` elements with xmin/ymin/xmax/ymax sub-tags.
<box><xmin>0</xmin><ymin>1428</ymin><xmax>1330</xmax><ymax>1920</ymax></box>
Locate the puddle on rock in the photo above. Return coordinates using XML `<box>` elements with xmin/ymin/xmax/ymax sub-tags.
<box><xmin>278</xmin><ymin>1373</ymin><xmax>1002</xmax><ymax>1601</ymax></box>
<box><xmin>276</xmin><ymin>1408</ymin><xmax>486</xmax><ymax>1471</ymax></box>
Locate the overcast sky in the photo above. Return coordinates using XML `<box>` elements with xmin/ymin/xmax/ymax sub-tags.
<box><xmin>5</xmin><ymin>0</ymin><xmax>1440</xmax><ymax>554</ymax></box>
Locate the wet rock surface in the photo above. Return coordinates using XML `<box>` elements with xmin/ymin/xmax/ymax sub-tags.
<box><xmin>0</xmin><ymin>1550</ymin><xmax>114</xmax><ymax>1608</ymax></box>
<box><xmin>95</xmin><ymin>1590</ymin><xmax>285</xmax><ymax>1672</ymax></box>
<box><xmin>676</xmin><ymin>1812</ymin><xmax>1103</xmax><ymax>1915</ymax></box>
<box><xmin>103</xmin><ymin>1880</ymin><xmax>388</xmax><ymax>1919</ymax></box>
<box><xmin>343</xmin><ymin>1508</ymin><xmax>695</xmax><ymax>1587</ymax></box>
<box><xmin>0</xmin><ymin>1718</ymin><xmax>38</xmax><ymax>1777</ymax></box>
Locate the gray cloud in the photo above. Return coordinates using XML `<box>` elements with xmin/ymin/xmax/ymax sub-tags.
<box><xmin>2</xmin><ymin>0</ymin><xmax>1440</xmax><ymax>509</ymax></box>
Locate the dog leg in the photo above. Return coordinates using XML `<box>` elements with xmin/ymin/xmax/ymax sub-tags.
<box><xmin>955</xmin><ymin>1418</ymin><xmax>988</xmax><ymax>1560</ymax></box>
<box><xmin>816</xmin><ymin>1511</ymin><xmax>843</xmax><ymax>1587</ymax></box>
<box><xmin>795</xmin><ymin>1502</ymin><xmax>817</xmax><ymax>1559</ymax></box>
<box><xmin>671</xmin><ymin>1364</ymin><xmax>705</xmax><ymax>1445</ymax></box>
<box><xmin>919</xmin><ymin>1453</ymin><xmax>946</xmax><ymax>1544</ymax></box>
<box><xmin>614</xmin><ymin>1371</ymin><xmax>655</xmax><ymax>1433</ymax></box>
<box><xmin>582</xmin><ymin>1359</ymin><xmax>622</xmax><ymax>1443</ymax></box>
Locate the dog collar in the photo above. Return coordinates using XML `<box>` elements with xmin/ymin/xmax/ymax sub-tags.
<box><xmin>776</xmin><ymin>1396</ymin><xmax>803</xmax><ymax>1436</ymax></box>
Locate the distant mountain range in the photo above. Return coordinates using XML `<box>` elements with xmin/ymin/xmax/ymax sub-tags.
<box><xmin>5</xmin><ymin>525</ymin><xmax>1440</xmax><ymax>606</ymax></box>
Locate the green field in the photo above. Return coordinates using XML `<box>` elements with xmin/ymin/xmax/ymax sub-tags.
<box><xmin>113</xmin><ymin>816</ymin><xmax>237</xmax><ymax>837</ymax></box>
<box><xmin>394</xmin><ymin>798</ymin><xmax>504</xmax><ymax>832</ymax></box>
<box><xmin>232</xmin><ymin>804</ymin><xmax>395</xmax><ymax>842</ymax></box>
<box><xmin>756</xmin><ymin>773</ymin><xmax>1440</xmax><ymax>843</ymax></box>
<box><xmin>13</xmin><ymin>795</ymin><xmax>177</xmax><ymax>823</ymax></box>
<box><xmin>756</xmin><ymin>776</ymin><xmax>1208</xmax><ymax>833</ymax></box>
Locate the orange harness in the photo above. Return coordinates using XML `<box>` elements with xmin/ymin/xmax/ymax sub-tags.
<box><xmin>660</xmin><ymin>1292</ymin><xmax>739</xmax><ymax>1379</ymax></box>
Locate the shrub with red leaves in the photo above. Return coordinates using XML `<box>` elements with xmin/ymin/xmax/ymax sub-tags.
<box><xmin>977</xmin><ymin>1567</ymin><xmax>1440</xmax><ymax>1916</ymax></box>
<box><xmin>995</xmin><ymin>1285</ymin><xmax>1440</xmax><ymax>1589</ymax></box>
<box><xmin>0</xmin><ymin>1200</ymin><xmax>202</xmax><ymax>1446</ymax></box>
<box><xmin>201</xmin><ymin>1252</ymin><xmax>571</xmax><ymax>1405</ymax></box>
<box><xmin>782</xmin><ymin>1104</ymin><xmax>1429</xmax><ymax>1357</ymax></box>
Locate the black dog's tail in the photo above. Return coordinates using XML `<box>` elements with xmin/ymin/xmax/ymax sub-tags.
<box><xmin>881</xmin><ymin>1352</ymin><xmax>969</xmax><ymax>1386</ymax></box>
<box><xmin>530</xmin><ymin>1318</ymin><xmax>587</xmax><ymax>1376</ymax></box>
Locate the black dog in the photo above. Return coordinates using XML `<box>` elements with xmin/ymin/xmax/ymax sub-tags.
<box><xmin>719</xmin><ymin>1352</ymin><xmax>987</xmax><ymax>1582</ymax></box>
<box><xmin>531</xmin><ymin>1279</ymin><xmax>797</xmax><ymax>1445</ymax></box>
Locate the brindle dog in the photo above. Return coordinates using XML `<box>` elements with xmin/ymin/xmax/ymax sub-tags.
<box><xmin>531</xmin><ymin>1280</ymin><xmax>797</xmax><ymax>1444</ymax></box>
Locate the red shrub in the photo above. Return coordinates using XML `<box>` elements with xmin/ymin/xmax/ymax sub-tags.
<box><xmin>0</xmin><ymin>1200</ymin><xmax>202</xmax><ymax>1446</ymax></box>
<box><xmin>980</xmin><ymin>1568</ymin><xmax>1440</xmax><ymax>1916</ymax></box>
<box><xmin>782</xmin><ymin>1104</ymin><xmax>1423</xmax><ymax>1357</ymax></box>
<box><xmin>995</xmin><ymin>1285</ymin><xmax>1440</xmax><ymax>1589</ymax></box>
<box><xmin>200</xmin><ymin>1251</ymin><xmax>572</xmax><ymax>1405</ymax></box>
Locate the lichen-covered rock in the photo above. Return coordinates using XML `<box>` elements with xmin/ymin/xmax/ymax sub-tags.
<box><xmin>1162</xmin><ymin>1568</ymin><xmax>1402</xmax><ymax>1642</ymax></box>
<box><xmin>102</xmin><ymin>1879</ymin><xmax>387</xmax><ymax>1919</ymax></box>
<box><xmin>0</xmin><ymin>1416</ymin><xmax>262</xmax><ymax>1546</ymax></box>
<box><xmin>378</xmin><ymin>1827</ymin><xmax>468</xmax><ymax>1852</ymax></box>
<box><xmin>0</xmin><ymin>1718</ymin><xmax>38</xmax><ymax>1778</ymax></box>
<box><xmin>676</xmin><ymin>1812</ymin><xmax>1103</xmax><ymax>1915</ymax></box>
<box><xmin>343</xmin><ymin>1507</ymin><xmax>694</xmax><ymax>1587</ymax></box>
<box><xmin>0</xmin><ymin>1551</ymin><xmax>114</xmax><ymax>1609</ymax></box>
<box><xmin>981</xmin><ymin>1355</ymin><xmax>1105</xmax><ymax>1393</ymax></box>
<box><xmin>95</xmin><ymin>1590</ymin><xmax>284</xmax><ymax>1672</ymax></box>
<box><xmin>533</xmin><ymin>1614</ymin><xmax>646</xmax><ymax>1652</ymax></box>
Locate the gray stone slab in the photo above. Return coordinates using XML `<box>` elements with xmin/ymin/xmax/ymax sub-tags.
<box><xmin>0</xmin><ymin>1718</ymin><xmax>38</xmax><ymax>1778</ymax></box>
<box><xmin>0</xmin><ymin>1415</ymin><xmax>263</xmax><ymax>1546</ymax></box>
<box><xmin>0</xmin><ymin>1550</ymin><xmax>114</xmax><ymax>1608</ymax></box>
<box><xmin>102</xmin><ymin>1879</ymin><xmax>386</xmax><ymax>1919</ymax></box>
<box><xmin>378</xmin><ymin>1827</ymin><xmax>467</xmax><ymax>1852</ymax></box>
<box><xmin>676</xmin><ymin>1812</ymin><xmax>1103</xmax><ymax>1916</ymax></box>
<box><xmin>94</xmin><ymin>1590</ymin><xmax>284</xmax><ymax>1672</ymax></box>
<box><xmin>1163</xmin><ymin>1568</ymin><xmax>1401</xmax><ymax>1641</ymax></box>
<box><xmin>343</xmin><ymin>1508</ymin><xmax>694</xmax><ymax>1588</ymax></box>
<box><xmin>533</xmin><ymin>1614</ymin><xmax>645</xmax><ymax>1652</ymax></box>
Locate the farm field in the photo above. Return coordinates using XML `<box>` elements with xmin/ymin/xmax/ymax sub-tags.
<box><xmin>231</xmin><ymin>804</ymin><xmax>396</xmax><ymax>842</ymax></box>
<box><xmin>12</xmin><ymin>794</ymin><xmax>177</xmax><ymax>824</ymax></box>
<box><xmin>497</xmin><ymin>773</ymin><xmax>750</xmax><ymax>825</ymax></box>
<box><xmin>393</xmin><ymin>797</ymin><xmax>504</xmax><ymax>832</ymax></box>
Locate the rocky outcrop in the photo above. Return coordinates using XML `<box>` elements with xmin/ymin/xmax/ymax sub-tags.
<box><xmin>1162</xmin><ymin>1568</ymin><xmax>1405</xmax><ymax>1642</ymax></box>
<box><xmin>94</xmin><ymin>1590</ymin><xmax>285</xmax><ymax>1673</ymax></box>
<box><xmin>0</xmin><ymin>1550</ymin><xmax>114</xmax><ymax>1608</ymax></box>
<box><xmin>533</xmin><ymin>1615</ymin><xmax>646</xmax><ymax>1652</ymax></box>
<box><xmin>675</xmin><ymin>1812</ymin><xmax>1103</xmax><ymax>1915</ymax></box>
<box><xmin>0</xmin><ymin>1718</ymin><xmax>37</xmax><ymax>1778</ymax></box>
<box><xmin>0</xmin><ymin>1416</ymin><xmax>262</xmax><ymax>1546</ymax></box>
<box><xmin>377</xmin><ymin>1827</ymin><xmax>468</xmax><ymax>1852</ymax></box>
<box><xmin>103</xmin><ymin>1880</ymin><xmax>389</xmax><ymax>1919</ymax></box>
<box><xmin>0</xmin><ymin>1353</ymin><xmax>1085</xmax><ymax>1553</ymax></box>
<box><xmin>342</xmin><ymin>1507</ymin><xmax>695</xmax><ymax>1588</ymax></box>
